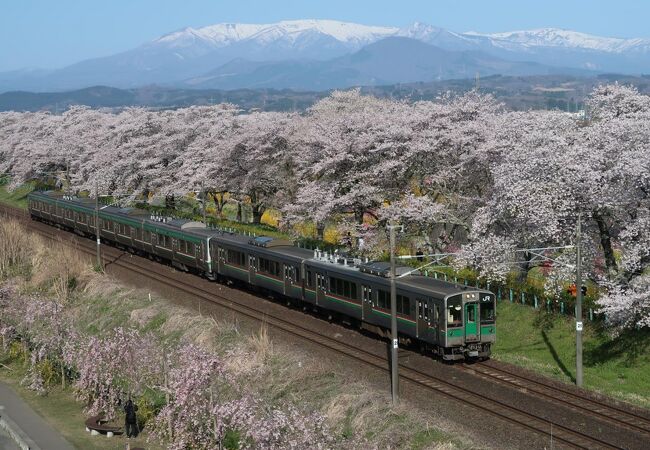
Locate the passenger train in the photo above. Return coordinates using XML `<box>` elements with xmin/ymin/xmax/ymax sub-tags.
<box><xmin>28</xmin><ymin>191</ymin><xmax>495</xmax><ymax>360</ymax></box>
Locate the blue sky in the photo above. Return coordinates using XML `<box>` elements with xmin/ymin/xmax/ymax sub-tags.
<box><xmin>1</xmin><ymin>0</ymin><xmax>648</xmax><ymax>71</ymax></box>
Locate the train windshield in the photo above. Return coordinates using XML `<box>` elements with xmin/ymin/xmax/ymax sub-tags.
<box><xmin>480</xmin><ymin>295</ymin><xmax>495</xmax><ymax>323</ymax></box>
<box><xmin>447</xmin><ymin>295</ymin><xmax>462</xmax><ymax>328</ymax></box>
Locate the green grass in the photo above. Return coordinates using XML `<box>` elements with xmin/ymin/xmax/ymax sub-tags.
<box><xmin>493</xmin><ymin>301</ymin><xmax>650</xmax><ymax>409</ymax></box>
<box><xmin>0</xmin><ymin>359</ymin><xmax>160</xmax><ymax>450</ymax></box>
<box><xmin>0</xmin><ymin>183</ymin><xmax>33</xmax><ymax>209</ymax></box>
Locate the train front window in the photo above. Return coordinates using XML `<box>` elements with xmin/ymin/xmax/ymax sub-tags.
<box><xmin>447</xmin><ymin>296</ymin><xmax>462</xmax><ymax>328</ymax></box>
<box><xmin>480</xmin><ymin>297</ymin><xmax>495</xmax><ymax>323</ymax></box>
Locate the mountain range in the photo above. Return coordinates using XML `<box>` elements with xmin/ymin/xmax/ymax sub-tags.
<box><xmin>1</xmin><ymin>19</ymin><xmax>649</xmax><ymax>93</ymax></box>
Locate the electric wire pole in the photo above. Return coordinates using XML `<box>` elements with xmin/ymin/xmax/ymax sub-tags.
<box><xmin>388</xmin><ymin>221</ymin><xmax>399</xmax><ymax>406</ymax></box>
<box><xmin>201</xmin><ymin>181</ymin><xmax>207</xmax><ymax>225</ymax></box>
<box><xmin>575</xmin><ymin>213</ymin><xmax>583</xmax><ymax>387</ymax></box>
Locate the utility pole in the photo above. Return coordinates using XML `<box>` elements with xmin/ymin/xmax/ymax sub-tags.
<box><xmin>201</xmin><ymin>181</ymin><xmax>207</xmax><ymax>224</ymax></box>
<box><xmin>388</xmin><ymin>221</ymin><xmax>399</xmax><ymax>406</ymax></box>
<box><xmin>95</xmin><ymin>180</ymin><xmax>101</xmax><ymax>270</ymax></box>
<box><xmin>575</xmin><ymin>213</ymin><xmax>583</xmax><ymax>387</ymax></box>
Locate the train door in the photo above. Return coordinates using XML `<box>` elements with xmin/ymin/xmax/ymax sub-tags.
<box><xmin>283</xmin><ymin>265</ymin><xmax>292</xmax><ymax>295</ymax></box>
<box><xmin>248</xmin><ymin>254</ymin><xmax>256</xmax><ymax>285</ymax></box>
<box><xmin>464</xmin><ymin>302</ymin><xmax>480</xmax><ymax>341</ymax></box>
<box><xmin>315</xmin><ymin>273</ymin><xmax>326</xmax><ymax>306</ymax></box>
<box><xmin>171</xmin><ymin>238</ymin><xmax>178</xmax><ymax>262</ymax></box>
<box><xmin>217</xmin><ymin>246</ymin><xmax>225</xmax><ymax>274</ymax></box>
<box><xmin>361</xmin><ymin>285</ymin><xmax>373</xmax><ymax>321</ymax></box>
<box><xmin>416</xmin><ymin>298</ymin><xmax>430</xmax><ymax>339</ymax></box>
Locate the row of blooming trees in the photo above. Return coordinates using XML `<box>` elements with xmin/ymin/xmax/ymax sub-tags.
<box><xmin>0</xmin><ymin>285</ymin><xmax>332</xmax><ymax>449</ymax></box>
<box><xmin>0</xmin><ymin>84</ymin><xmax>648</xmax><ymax>330</ymax></box>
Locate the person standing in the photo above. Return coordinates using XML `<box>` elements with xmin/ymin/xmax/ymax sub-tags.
<box><xmin>416</xmin><ymin>248</ymin><xmax>424</xmax><ymax>262</ymax></box>
<box><xmin>124</xmin><ymin>398</ymin><xmax>138</xmax><ymax>438</ymax></box>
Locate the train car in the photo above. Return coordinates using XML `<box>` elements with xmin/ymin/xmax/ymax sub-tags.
<box><xmin>28</xmin><ymin>191</ymin><xmax>495</xmax><ymax>360</ymax></box>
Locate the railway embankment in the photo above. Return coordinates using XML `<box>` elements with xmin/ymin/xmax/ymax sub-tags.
<box><xmin>0</xmin><ymin>218</ymin><xmax>473</xmax><ymax>450</ymax></box>
<box><xmin>2</xmin><ymin>183</ymin><xmax>648</xmax><ymax>411</ymax></box>
<box><xmin>493</xmin><ymin>301</ymin><xmax>650</xmax><ymax>410</ymax></box>
<box><xmin>2</xmin><ymin>186</ymin><xmax>650</xmax><ymax>449</ymax></box>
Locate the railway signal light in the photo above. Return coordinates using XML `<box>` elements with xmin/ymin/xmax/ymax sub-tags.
<box><xmin>567</xmin><ymin>284</ymin><xmax>577</xmax><ymax>297</ymax></box>
<box><xmin>567</xmin><ymin>284</ymin><xmax>587</xmax><ymax>297</ymax></box>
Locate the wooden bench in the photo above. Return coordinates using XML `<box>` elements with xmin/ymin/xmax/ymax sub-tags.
<box><xmin>85</xmin><ymin>414</ymin><xmax>123</xmax><ymax>437</ymax></box>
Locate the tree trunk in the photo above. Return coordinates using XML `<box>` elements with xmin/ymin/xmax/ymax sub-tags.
<box><xmin>593</xmin><ymin>210</ymin><xmax>618</xmax><ymax>279</ymax></box>
<box><xmin>214</xmin><ymin>192</ymin><xmax>226</xmax><ymax>218</ymax></box>
<box><xmin>251</xmin><ymin>203</ymin><xmax>266</xmax><ymax>225</ymax></box>
<box><xmin>165</xmin><ymin>194</ymin><xmax>175</xmax><ymax>210</ymax></box>
<box><xmin>354</xmin><ymin>209</ymin><xmax>365</xmax><ymax>225</ymax></box>
<box><xmin>518</xmin><ymin>251</ymin><xmax>532</xmax><ymax>284</ymax></box>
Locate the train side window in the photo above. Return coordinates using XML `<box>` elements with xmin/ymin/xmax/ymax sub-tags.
<box><xmin>377</xmin><ymin>290</ymin><xmax>390</xmax><ymax>309</ymax></box>
<box><xmin>328</xmin><ymin>276</ymin><xmax>357</xmax><ymax>300</ymax></box>
<box><xmin>447</xmin><ymin>296</ymin><xmax>462</xmax><ymax>328</ymax></box>
<box><xmin>259</xmin><ymin>257</ymin><xmax>281</xmax><ymax>276</ymax></box>
<box><xmin>306</xmin><ymin>270</ymin><xmax>313</xmax><ymax>288</ymax></box>
<box><xmin>293</xmin><ymin>266</ymin><xmax>301</xmax><ymax>283</ymax></box>
<box><xmin>397</xmin><ymin>295</ymin><xmax>410</xmax><ymax>315</ymax></box>
<box><xmin>227</xmin><ymin>249</ymin><xmax>246</xmax><ymax>267</ymax></box>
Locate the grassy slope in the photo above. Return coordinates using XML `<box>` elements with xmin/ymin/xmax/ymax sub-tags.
<box><xmin>493</xmin><ymin>301</ymin><xmax>650</xmax><ymax>408</ymax></box>
<box><xmin>0</xmin><ymin>183</ymin><xmax>33</xmax><ymax>209</ymax></box>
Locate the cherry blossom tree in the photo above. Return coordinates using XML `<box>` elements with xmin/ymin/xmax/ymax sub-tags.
<box><xmin>150</xmin><ymin>343</ymin><xmax>333</xmax><ymax>449</ymax></box>
<box><xmin>65</xmin><ymin>327</ymin><xmax>163</xmax><ymax>419</ymax></box>
<box><xmin>219</xmin><ymin>111</ymin><xmax>298</xmax><ymax>224</ymax></box>
<box><xmin>286</xmin><ymin>90</ymin><xmax>415</xmax><ymax>226</ymax></box>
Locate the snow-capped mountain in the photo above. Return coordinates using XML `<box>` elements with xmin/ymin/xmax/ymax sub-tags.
<box><xmin>1</xmin><ymin>19</ymin><xmax>649</xmax><ymax>93</ymax></box>
<box><xmin>156</xmin><ymin>20</ymin><xmax>398</xmax><ymax>50</ymax></box>
<box><xmin>466</xmin><ymin>28</ymin><xmax>650</xmax><ymax>53</ymax></box>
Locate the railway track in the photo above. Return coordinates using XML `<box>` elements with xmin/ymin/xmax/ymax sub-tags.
<box><xmin>459</xmin><ymin>360</ymin><xmax>650</xmax><ymax>438</ymax></box>
<box><xmin>0</xmin><ymin>203</ymin><xmax>637</xmax><ymax>449</ymax></box>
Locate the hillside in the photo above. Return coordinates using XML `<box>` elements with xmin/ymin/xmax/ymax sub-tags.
<box><xmin>2</xmin><ymin>74</ymin><xmax>650</xmax><ymax>113</ymax></box>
